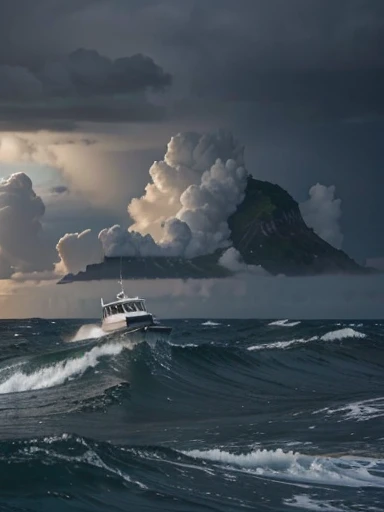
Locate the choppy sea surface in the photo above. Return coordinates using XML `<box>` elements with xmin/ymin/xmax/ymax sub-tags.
<box><xmin>0</xmin><ymin>318</ymin><xmax>383</xmax><ymax>511</ymax></box>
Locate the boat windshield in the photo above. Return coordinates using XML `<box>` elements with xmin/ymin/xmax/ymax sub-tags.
<box><xmin>123</xmin><ymin>301</ymin><xmax>146</xmax><ymax>313</ymax></box>
<box><xmin>103</xmin><ymin>300</ymin><xmax>146</xmax><ymax>318</ymax></box>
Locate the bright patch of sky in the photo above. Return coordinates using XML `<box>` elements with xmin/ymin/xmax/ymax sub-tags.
<box><xmin>0</xmin><ymin>163</ymin><xmax>61</xmax><ymax>191</ymax></box>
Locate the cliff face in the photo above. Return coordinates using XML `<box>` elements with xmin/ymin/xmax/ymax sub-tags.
<box><xmin>58</xmin><ymin>177</ymin><xmax>368</xmax><ymax>284</ymax></box>
<box><xmin>228</xmin><ymin>177</ymin><xmax>366</xmax><ymax>276</ymax></box>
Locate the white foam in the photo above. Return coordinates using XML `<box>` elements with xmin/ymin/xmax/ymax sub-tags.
<box><xmin>183</xmin><ymin>448</ymin><xmax>384</xmax><ymax>488</ymax></box>
<box><xmin>268</xmin><ymin>319</ymin><xmax>301</xmax><ymax>327</ymax></box>
<box><xmin>284</xmin><ymin>494</ymin><xmax>346</xmax><ymax>511</ymax></box>
<box><xmin>248</xmin><ymin>338</ymin><xmax>308</xmax><ymax>351</ymax></box>
<box><xmin>320</xmin><ymin>328</ymin><xmax>366</xmax><ymax>342</ymax></box>
<box><xmin>69</xmin><ymin>324</ymin><xmax>107</xmax><ymax>342</ymax></box>
<box><xmin>0</xmin><ymin>341</ymin><xmax>133</xmax><ymax>394</ymax></box>
<box><xmin>168</xmin><ymin>342</ymin><xmax>199</xmax><ymax>348</ymax></box>
<box><xmin>315</xmin><ymin>397</ymin><xmax>384</xmax><ymax>422</ymax></box>
<box><xmin>248</xmin><ymin>336</ymin><xmax>319</xmax><ymax>351</ymax></box>
<box><xmin>201</xmin><ymin>321</ymin><xmax>221</xmax><ymax>326</ymax></box>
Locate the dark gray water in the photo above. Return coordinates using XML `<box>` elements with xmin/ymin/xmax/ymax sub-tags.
<box><xmin>0</xmin><ymin>318</ymin><xmax>383</xmax><ymax>511</ymax></box>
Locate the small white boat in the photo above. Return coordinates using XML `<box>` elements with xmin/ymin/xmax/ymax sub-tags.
<box><xmin>101</xmin><ymin>276</ymin><xmax>154</xmax><ymax>333</ymax></box>
<box><xmin>101</xmin><ymin>277</ymin><xmax>172</xmax><ymax>337</ymax></box>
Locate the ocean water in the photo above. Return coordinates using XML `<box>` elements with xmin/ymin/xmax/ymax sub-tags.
<box><xmin>0</xmin><ymin>318</ymin><xmax>383</xmax><ymax>511</ymax></box>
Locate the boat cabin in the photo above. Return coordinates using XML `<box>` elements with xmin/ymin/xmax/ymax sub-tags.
<box><xmin>102</xmin><ymin>299</ymin><xmax>147</xmax><ymax>319</ymax></box>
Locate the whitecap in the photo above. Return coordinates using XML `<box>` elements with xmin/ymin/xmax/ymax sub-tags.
<box><xmin>248</xmin><ymin>336</ymin><xmax>318</xmax><ymax>351</ymax></box>
<box><xmin>248</xmin><ymin>338</ymin><xmax>307</xmax><ymax>351</ymax></box>
<box><xmin>320</xmin><ymin>328</ymin><xmax>366</xmax><ymax>342</ymax></box>
<box><xmin>201</xmin><ymin>321</ymin><xmax>221</xmax><ymax>326</ymax></box>
<box><xmin>268</xmin><ymin>319</ymin><xmax>301</xmax><ymax>327</ymax></box>
<box><xmin>0</xmin><ymin>341</ymin><xmax>134</xmax><ymax>394</ymax></box>
<box><xmin>183</xmin><ymin>447</ymin><xmax>384</xmax><ymax>488</ymax></box>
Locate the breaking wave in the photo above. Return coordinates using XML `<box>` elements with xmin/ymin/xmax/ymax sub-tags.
<box><xmin>0</xmin><ymin>341</ymin><xmax>133</xmax><ymax>394</ymax></box>
<box><xmin>0</xmin><ymin>318</ymin><xmax>382</xmax><ymax>511</ymax></box>
<box><xmin>320</xmin><ymin>328</ymin><xmax>366</xmax><ymax>341</ymax></box>
<box><xmin>183</xmin><ymin>448</ymin><xmax>384</xmax><ymax>488</ymax></box>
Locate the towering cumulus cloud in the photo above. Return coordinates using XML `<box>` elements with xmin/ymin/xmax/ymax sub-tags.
<box><xmin>300</xmin><ymin>183</ymin><xmax>343</xmax><ymax>249</ymax></box>
<box><xmin>99</xmin><ymin>131</ymin><xmax>249</xmax><ymax>259</ymax></box>
<box><xmin>56</xmin><ymin>230</ymin><xmax>103</xmax><ymax>275</ymax></box>
<box><xmin>0</xmin><ymin>173</ymin><xmax>55</xmax><ymax>277</ymax></box>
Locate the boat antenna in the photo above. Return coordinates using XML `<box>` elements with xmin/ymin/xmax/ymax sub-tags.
<box><xmin>117</xmin><ymin>256</ymin><xmax>126</xmax><ymax>300</ymax></box>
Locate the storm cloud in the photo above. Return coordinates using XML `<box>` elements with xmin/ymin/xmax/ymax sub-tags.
<box><xmin>0</xmin><ymin>0</ymin><xmax>172</xmax><ymax>127</ymax></box>
<box><xmin>0</xmin><ymin>0</ymin><xmax>382</xmax><ymax>269</ymax></box>
<box><xmin>1</xmin><ymin>0</ymin><xmax>384</xmax><ymax>126</ymax></box>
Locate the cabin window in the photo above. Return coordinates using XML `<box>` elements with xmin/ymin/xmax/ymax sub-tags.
<box><xmin>117</xmin><ymin>304</ymin><xmax>124</xmax><ymax>314</ymax></box>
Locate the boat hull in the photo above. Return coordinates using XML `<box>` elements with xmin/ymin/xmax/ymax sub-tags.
<box><xmin>146</xmin><ymin>325</ymin><xmax>172</xmax><ymax>335</ymax></box>
<box><xmin>102</xmin><ymin>313</ymin><xmax>153</xmax><ymax>334</ymax></box>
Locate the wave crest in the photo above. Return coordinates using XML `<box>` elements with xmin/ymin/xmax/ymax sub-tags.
<box><xmin>0</xmin><ymin>342</ymin><xmax>133</xmax><ymax>394</ymax></box>
<box><xmin>183</xmin><ymin>447</ymin><xmax>384</xmax><ymax>488</ymax></box>
<box><xmin>320</xmin><ymin>328</ymin><xmax>366</xmax><ymax>342</ymax></box>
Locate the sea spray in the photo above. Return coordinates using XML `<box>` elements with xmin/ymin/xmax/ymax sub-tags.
<box><xmin>69</xmin><ymin>324</ymin><xmax>107</xmax><ymax>342</ymax></box>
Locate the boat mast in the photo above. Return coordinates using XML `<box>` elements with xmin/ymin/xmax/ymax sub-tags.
<box><xmin>117</xmin><ymin>256</ymin><xmax>126</xmax><ymax>300</ymax></box>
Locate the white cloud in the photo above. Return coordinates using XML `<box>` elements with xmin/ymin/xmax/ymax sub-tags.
<box><xmin>56</xmin><ymin>229</ymin><xmax>103</xmax><ymax>275</ymax></box>
<box><xmin>219</xmin><ymin>247</ymin><xmax>268</xmax><ymax>275</ymax></box>
<box><xmin>300</xmin><ymin>183</ymin><xmax>343</xmax><ymax>249</ymax></box>
<box><xmin>100</xmin><ymin>131</ymin><xmax>248</xmax><ymax>259</ymax></box>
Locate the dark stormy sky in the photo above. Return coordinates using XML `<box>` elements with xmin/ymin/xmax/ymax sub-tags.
<box><xmin>0</xmin><ymin>0</ymin><xmax>383</xmax><ymax>265</ymax></box>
